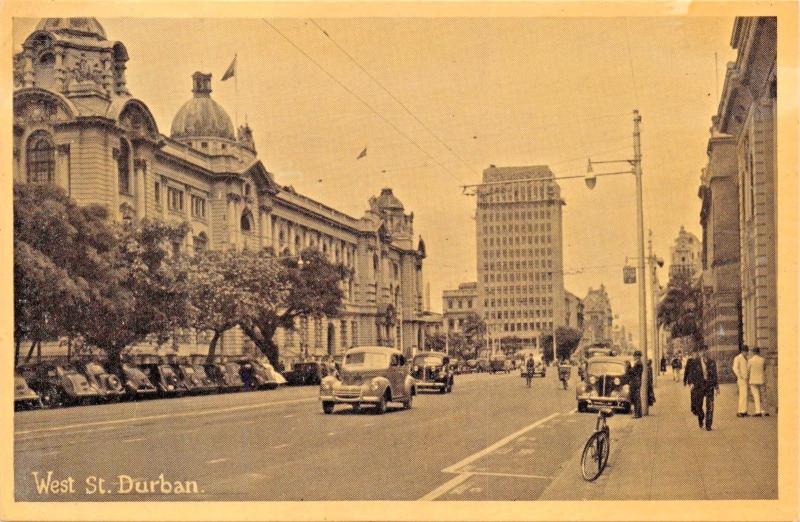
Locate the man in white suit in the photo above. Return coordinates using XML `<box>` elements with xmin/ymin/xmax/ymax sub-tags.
<box><xmin>747</xmin><ymin>347</ymin><xmax>767</xmax><ymax>416</ymax></box>
<box><xmin>732</xmin><ymin>345</ymin><xmax>749</xmax><ymax>416</ymax></box>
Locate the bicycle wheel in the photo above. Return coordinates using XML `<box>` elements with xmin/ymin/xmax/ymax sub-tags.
<box><xmin>598</xmin><ymin>429</ymin><xmax>610</xmax><ymax>472</ymax></box>
<box><xmin>581</xmin><ymin>432</ymin><xmax>605</xmax><ymax>481</ymax></box>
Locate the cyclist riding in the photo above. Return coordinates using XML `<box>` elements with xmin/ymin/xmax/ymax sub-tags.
<box><xmin>525</xmin><ymin>357</ymin><xmax>535</xmax><ymax>388</ymax></box>
<box><xmin>558</xmin><ymin>360</ymin><xmax>571</xmax><ymax>390</ymax></box>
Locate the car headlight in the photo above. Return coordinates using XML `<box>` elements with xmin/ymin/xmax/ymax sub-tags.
<box><xmin>370</xmin><ymin>379</ymin><xmax>380</xmax><ymax>391</ymax></box>
<box><xmin>167</xmin><ymin>385</ymin><xmax>174</xmax><ymax>391</ymax></box>
<box><xmin>589</xmin><ymin>375</ymin><xmax>597</xmax><ymax>384</ymax></box>
<box><xmin>321</xmin><ymin>380</ymin><xmax>333</xmax><ymax>390</ymax></box>
<box><xmin>622</xmin><ymin>384</ymin><xmax>630</xmax><ymax>394</ymax></box>
<box><xmin>613</xmin><ymin>377</ymin><xmax>621</xmax><ymax>386</ymax></box>
<box><xmin>413</xmin><ymin>365</ymin><xmax>420</xmax><ymax>373</ymax></box>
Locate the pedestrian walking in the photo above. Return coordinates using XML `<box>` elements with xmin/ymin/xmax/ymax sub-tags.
<box><xmin>628</xmin><ymin>350</ymin><xmax>644</xmax><ymax>418</ymax></box>
<box><xmin>671</xmin><ymin>355</ymin><xmax>682</xmax><ymax>381</ymax></box>
<box><xmin>660</xmin><ymin>355</ymin><xmax>667</xmax><ymax>373</ymax></box>
<box><xmin>732</xmin><ymin>345</ymin><xmax>749</xmax><ymax>416</ymax></box>
<box><xmin>747</xmin><ymin>347</ymin><xmax>768</xmax><ymax>416</ymax></box>
<box><xmin>684</xmin><ymin>345</ymin><xmax>719</xmax><ymax>431</ymax></box>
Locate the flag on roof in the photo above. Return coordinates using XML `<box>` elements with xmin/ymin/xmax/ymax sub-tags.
<box><xmin>221</xmin><ymin>55</ymin><xmax>237</xmax><ymax>81</ymax></box>
<box><xmin>356</xmin><ymin>147</ymin><xmax>367</xmax><ymax>160</ymax></box>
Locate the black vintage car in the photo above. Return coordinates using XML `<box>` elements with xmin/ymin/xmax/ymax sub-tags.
<box><xmin>175</xmin><ymin>363</ymin><xmax>218</xmax><ymax>394</ymax></box>
<box><xmin>283</xmin><ymin>361</ymin><xmax>329</xmax><ymax>386</ymax></box>
<box><xmin>411</xmin><ymin>352</ymin><xmax>454</xmax><ymax>393</ymax></box>
<box><xmin>24</xmin><ymin>363</ymin><xmax>101</xmax><ymax>408</ymax></box>
<box><xmin>236</xmin><ymin>358</ymin><xmax>280</xmax><ymax>390</ymax></box>
<box><xmin>139</xmin><ymin>363</ymin><xmax>185</xmax><ymax>397</ymax></box>
<box><xmin>119</xmin><ymin>362</ymin><xmax>158</xmax><ymax>399</ymax></box>
<box><xmin>576</xmin><ymin>355</ymin><xmax>633</xmax><ymax>413</ymax></box>
<box><xmin>204</xmin><ymin>362</ymin><xmax>243</xmax><ymax>393</ymax></box>
<box><xmin>14</xmin><ymin>373</ymin><xmax>42</xmax><ymax>411</ymax></box>
<box><xmin>79</xmin><ymin>361</ymin><xmax>125</xmax><ymax>401</ymax></box>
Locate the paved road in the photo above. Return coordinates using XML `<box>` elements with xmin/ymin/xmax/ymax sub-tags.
<box><xmin>15</xmin><ymin>369</ymin><xmax>600</xmax><ymax>501</ymax></box>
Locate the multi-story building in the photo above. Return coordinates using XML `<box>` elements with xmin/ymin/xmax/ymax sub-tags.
<box><xmin>711</xmin><ymin>16</ymin><xmax>776</xmax><ymax>406</ymax></box>
<box><xmin>564</xmin><ymin>291</ymin><xmax>583</xmax><ymax>330</ymax></box>
<box><xmin>442</xmin><ymin>282</ymin><xmax>477</xmax><ymax>332</ymax></box>
<box><xmin>13</xmin><ymin>18</ymin><xmax>428</xmax><ymax>365</ymax></box>
<box><xmin>580</xmin><ymin>285</ymin><xmax>613</xmax><ymax>347</ymax></box>
<box><xmin>698</xmin><ymin>129</ymin><xmax>741</xmax><ymax>382</ymax></box>
<box><xmin>474</xmin><ymin>165</ymin><xmax>565</xmax><ymax>351</ymax></box>
<box><xmin>668</xmin><ymin>226</ymin><xmax>703</xmax><ymax>281</ymax></box>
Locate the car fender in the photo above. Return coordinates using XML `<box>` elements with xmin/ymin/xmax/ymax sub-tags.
<box><xmin>403</xmin><ymin>375</ymin><xmax>415</xmax><ymax>397</ymax></box>
<box><xmin>368</xmin><ymin>376</ymin><xmax>391</xmax><ymax>398</ymax></box>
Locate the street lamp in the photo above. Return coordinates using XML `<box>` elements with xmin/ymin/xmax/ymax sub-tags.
<box><xmin>586</xmin><ymin>109</ymin><xmax>649</xmax><ymax>415</ymax></box>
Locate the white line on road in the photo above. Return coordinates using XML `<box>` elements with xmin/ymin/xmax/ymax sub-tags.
<box><xmin>443</xmin><ymin>470</ymin><xmax>552</xmax><ymax>480</ymax></box>
<box><xmin>271</xmin><ymin>443</ymin><xmax>289</xmax><ymax>449</ymax></box>
<box><xmin>206</xmin><ymin>458</ymin><xmax>228</xmax><ymax>464</ymax></box>
<box><xmin>122</xmin><ymin>437</ymin><xmax>145</xmax><ymax>443</ymax></box>
<box><xmin>441</xmin><ymin>412</ymin><xmax>561</xmax><ymax>473</ymax></box>
<box><xmin>15</xmin><ymin>397</ymin><xmax>317</xmax><ymax>436</ymax></box>
<box><xmin>418</xmin><ymin>472</ymin><xmax>474</xmax><ymax>501</ymax></box>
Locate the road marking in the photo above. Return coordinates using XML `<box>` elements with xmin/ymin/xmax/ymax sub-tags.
<box><xmin>442</xmin><ymin>412</ymin><xmax>561</xmax><ymax>473</ymax></box>
<box><xmin>16</xmin><ymin>424</ymin><xmax>121</xmax><ymax>442</ymax></box>
<box><xmin>282</xmin><ymin>414</ymin><xmax>295</xmax><ymax>419</ymax></box>
<box><xmin>206</xmin><ymin>458</ymin><xmax>228</xmax><ymax>464</ymax></box>
<box><xmin>271</xmin><ymin>443</ymin><xmax>289</xmax><ymax>449</ymax></box>
<box><xmin>418</xmin><ymin>472</ymin><xmax>473</xmax><ymax>501</ymax></box>
<box><xmin>444</xmin><ymin>470</ymin><xmax>553</xmax><ymax>480</ymax></box>
<box><xmin>122</xmin><ymin>437</ymin><xmax>145</xmax><ymax>443</ymax></box>
<box><xmin>327</xmin><ymin>432</ymin><xmax>335</xmax><ymax>436</ymax></box>
<box><xmin>14</xmin><ymin>397</ymin><xmax>317</xmax><ymax>436</ymax></box>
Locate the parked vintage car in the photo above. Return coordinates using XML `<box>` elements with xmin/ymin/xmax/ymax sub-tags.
<box><xmin>118</xmin><ymin>362</ymin><xmax>158</xmax><ymax>399</ymax></box>
<box><xmin>203</xmin><ymin>362</ymin><xmax>244</xmax><ymax>392</ymax></box>
<box><xmin>175</xmin><ymin>363</ymin><xmax>218</xmax><ymax>394</ymax></box>
<box><xmin>139</xmin><ymin>363</ymin><xmax>186</xmax><ymax>397</ymax></box>
<box><xmin>476</xmin><ymin>358</ymin><xmax>491</xmax><ymax>373</ymax></box>
<box><xmin>24</xmin><ymin>363</ymin><xmax>101</xmax><ymax>407</ymax></box>
<box><xmin>319</xmin><ymin>347</ymin><xmax>415</xmax><ymax>414</ymax></box>
<box><xmin>489</xmin><ymin>354</ymin><xmax>510</xmax><ymax>374</ymax></box>
<box><xmin>520</xmin><ymin>354</ymin><xmax>546</xmax><ymax>378</ymax></box>
<box><xmin>79</xmin><ymin>361</ymin><xmax>125</xmax><ymax>401</ymax></box>
<box><xmin>14</xmin><ymin>373</ymin><xmax>42</xmax><ymax>410</ymax></box>
<box><xmin>236</xmin><ymin>358</ymin><xmax>280</xmax><ymax>390</ymax></box>
<box><xmin>284</xmin><ymin>361</ymin><xmax>330</xmax><ymax>386</ymax></box>
<box><xmin>576</xmin><ymin>355</ymin><xmax>633</xmax><ymax>413</ymax></box>
<box><xmin>411</xmin><ymin>351</ymin><xmax>454</xmax><ymax>393</ymax></box>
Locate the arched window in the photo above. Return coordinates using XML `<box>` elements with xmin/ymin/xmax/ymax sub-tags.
<box><xmin>117</xmin><ymin>139</ymin><xmax>130</xmax><ymax>194</ymax></box>
<box><xmin>26</xmin><ymin>131</ymin><xmax>55</xmax><ymax>183</ymax></box>
<box><xmin>240</xmin><ymin>210</ymin><xmax>253</xmax><ymax>233</ymax></box>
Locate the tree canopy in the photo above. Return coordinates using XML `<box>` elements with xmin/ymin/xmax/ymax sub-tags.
<box><xmin>657</xmin><ymin>277</ymin><xmax>703</xmax><ymax>344</ymax></box>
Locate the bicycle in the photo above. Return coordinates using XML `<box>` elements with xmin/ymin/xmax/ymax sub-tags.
<box><xmin>525</xmin><ymin>369</ymin><xmax>533</xmax><ymax>388</ymax></box>
<box><xmin>580</xmin><ymin>407</ymin><xmax>614</xmax><ymax>481</ymax></box>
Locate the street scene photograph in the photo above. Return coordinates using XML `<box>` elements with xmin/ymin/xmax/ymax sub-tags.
<box><xmin>5</xmin><ymin>6</ymin><xmax>794</xmax><ymax>518</ymax></box>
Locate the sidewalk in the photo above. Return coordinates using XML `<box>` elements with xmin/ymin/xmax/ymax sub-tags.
<box><xmin>540</xmin><ymin>374</ymin><xmax>777</xmax><ymax>500</ymax></box>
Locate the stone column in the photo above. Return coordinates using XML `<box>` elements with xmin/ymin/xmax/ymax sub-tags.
<box><xmin>258</xmin><ymin>204</ymin><xmax>271</xmax><ymax>250</ymax></box>
<box><xmin>56</xmin><ymin>144</ymin><xmax>70</xmax><ymax>195</ymax></box>
<box><xmin>134</xmin><ymin>159</ymin><xmax>147</xmax><ymax>219</ymax></box>
<box><xmin>23</xmin><ymin>50</ymin><xmax>34</xmax><ymax>88</ymax></box>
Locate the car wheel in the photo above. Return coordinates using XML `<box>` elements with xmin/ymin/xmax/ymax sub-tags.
<box><xmin>374</xmin><ymin>394</ymin><xmax>387</xmax><ymax>415</ymax></box>
<box><xmin>403</xmin><ymin>394</ymin><xmax>413</xmax><ymax>409</ymax></box>
<box><xmin>322</xmin><ymin>401</ymin><xmax>334</xmax><ymax>414</ymax></box>
<box><xmin>578</xmin><ymin>401</ymin><xmax>587</xmax><ymax>413</ymax></box>
<box><xmin>439</xmin><ymin>384</ymin><xmax>447</xmax><ymax>394</ymax></box>
<box><xmin>40</xmin><ymin>387</ymin><xmax>61</xmax><ymax>409</ymax></box>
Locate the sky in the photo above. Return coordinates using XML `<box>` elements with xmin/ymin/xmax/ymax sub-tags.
<box><xmin>14</xmin><ymin>16</ymin><xmax>738</xmax><ymax>341</ymax></box>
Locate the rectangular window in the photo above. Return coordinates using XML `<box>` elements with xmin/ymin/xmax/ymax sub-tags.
<box><xmin>168</xmin><ymin>187</ymin><xmax>184</xmax><ymax>212</ymax></box>
<box><xmin>191</xmin><ymin>195</ymin><xmax>206</xmax><ymax>219</ymax></box>
<box><xmin>154</xmin><ymin>181</ymin><xmax>160</xmax><ymax>204</ymax></box>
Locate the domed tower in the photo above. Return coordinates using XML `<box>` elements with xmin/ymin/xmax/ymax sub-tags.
<box><xmin>171</xmin><ymin>72</ymin><xmax>240</xmax><ymax>156</ymax></box>
<box><xmin>368</xmin><ymin>188</ymin><xmax>414</xmax><ymax>247</ymax></box>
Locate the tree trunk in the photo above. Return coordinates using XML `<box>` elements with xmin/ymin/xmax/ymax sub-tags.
<box><xmin>36</xmin><ymin>340</ymin><xmax>42</xmax><ymax>362</ymax></box>
<box><xmin>24</xmin><ymin>340</ymin><xmax>37</xmax><ymax>363</ymax></box>
<box><xmin>206</xmin><ymin>331</ymin><xmax>222</xmax><ymax>364</ymax></box>
<box><xmin>15</xmin><ymin>337</ymin><xmax>21</xmax><ymax>367</ymax></box>
<box><xmin>240</xmin><ymin>322</ymin><xmax>281</xmax><ymax>367</ymax></box>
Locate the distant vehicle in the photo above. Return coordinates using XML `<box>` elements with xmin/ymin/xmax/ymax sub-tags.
<box><xmin>14</xmin><ymin>373</ymin><xmax>42</xmax><ymax>411</ymax></box>
<box><xmin>175</xmin><ymin>363</ymin><xmax>218</xmax><ymax>394</ymax></box>
<box><xmin>284</xmin><ymin>361</ymin><xmax>329</xmax><ymax>386</ymax></box>
<box><xmin>204</xmin><ymin>362</ymin><xmax>242</xmax><ymax>393</ymax></box>
<box><xmin>476</xmin><ymin>358</ymin><xmax>491</xmax><ymax>373</ymax></box>
<box><xmin>411</xmin><ymin>351</ymin><xmax>454</xmax><ymax>393</ymax></box>
<box><xmin>237</xmin><ymin>358</ymin><xmax>280</xmax><ymax>390</ymax></box>
<box><xmin>576</xmin><ymin>355</ymin><xmax>632</xmax><ymax>413</ymax></box>
<box><xmin>119</xmin><ymin>362</ymin><xmax>158</xmax><ymax>399</ymax></box>
<box><xmin>25</xmin><ymin>363</ymin><xmax>101</xmax><ymax>407</ymax></box>
<box><xmin>319</xmin><ymin>346</ymin><xmax>415</xmax><ymax>414</ymax></box>
<box><xmin>139</xmin><ymin>363</ymin><xmax>185</xmax><ymax>397</ymax></box>
<box><xmin>79</xmin><ymin>361</ymin><xmax>125</xmax><ymax>401</ymax></box>
<box><xmin>489</xmin><ymin>354</ymin><xmax>510</xmax><ymax>374</ymax></box>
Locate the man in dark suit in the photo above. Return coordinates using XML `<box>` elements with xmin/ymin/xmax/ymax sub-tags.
<box><xmin>628</xmin><ymin>350</ymin><xmax>644</xmax><ymax>418</ymax></box>
<box><xmin>683</xmin><ymin>345</ymin><xmax>719</xmax><ymax>430</ymax></box>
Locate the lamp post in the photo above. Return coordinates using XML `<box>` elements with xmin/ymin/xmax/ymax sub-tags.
<box><xmin>586</xmin><ymin>110</ymin><xmax>648</xmax><ymax>415</ymax></box>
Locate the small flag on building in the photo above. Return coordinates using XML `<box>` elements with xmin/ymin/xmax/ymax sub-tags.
<box><xmin>221</xmin><ymin>55</ymin><xmax>237</xmax><ymax>81</ymax></box>
<box><xmin>356</xmin><ymin>147</ymin><xmax>367</xmax><ymax>160</ymax></box>
<box><xmin>623</xmin><ymin>265</ymin><xmax>636</xmax><ymax>284</ymax></box>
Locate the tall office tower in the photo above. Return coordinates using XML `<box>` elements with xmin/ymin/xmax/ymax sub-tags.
<box><xmin>475</xmin><ymin>166</ymin><xmax>565</xmax><ymax>352</ymax></box>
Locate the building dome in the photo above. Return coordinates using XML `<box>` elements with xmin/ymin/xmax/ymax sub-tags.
<box><xmin>375</xmin><ymin>188</ymin><xmax>404</xmax><ymax>210</ymax></box>
<box><xmin>35</xmin><ymin>18</ymin><xmax>107</xmax><ymax>40</ymax></box>
<box><xmin>170</xmin><ymin>72</ymin><xmax>235</xmax><ymax>141</ymax></box>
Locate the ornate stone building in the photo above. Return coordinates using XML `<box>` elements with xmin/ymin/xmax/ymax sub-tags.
<box><xmin>668</xmin><ymin>226</ymin><xmax>703</xmax><ymax>281</ymax></box>
<box><xmin>13</xmin><ymin>18</ymin><xmax>428</xmax><ymax>364</ymax></box>
<box><xmin>580</xmin><ymin>285</ymin><xmax>613</xmax><ymax>347</ymax></box>
<box><xmin>707</xmin><ymin>17</ymin><xmax>776</xmax><ymax>405</ymax></box>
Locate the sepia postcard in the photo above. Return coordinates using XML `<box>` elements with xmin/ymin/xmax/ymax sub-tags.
<box><xmin>1</xmin><ymin>1</ymin><xmax>797</xmax><ymax>521</ymax></box>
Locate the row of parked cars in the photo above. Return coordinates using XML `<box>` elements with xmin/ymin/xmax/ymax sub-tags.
<box><xmin>14</xmin><ymin>356</ymin><xmax>286</xmax><ymax>410</ymax></box>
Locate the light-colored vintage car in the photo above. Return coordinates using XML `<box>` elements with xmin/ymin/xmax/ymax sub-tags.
<box><xmin>319</xmin><ymin>346</ymin><xmax>415</xmax><ymax>414</ymax></box>
<box><xmin>576</xmin><ymin>355</ymin><xmax>632</xmax><ymax>413</ymax></box>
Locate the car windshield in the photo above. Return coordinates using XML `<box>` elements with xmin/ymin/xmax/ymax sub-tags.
<box><xmin>414</xmin><ymin>356</ymin><xmax>443</xmax><ymax>366</ymax></box>
<box><xmin>159</xmin><ymin>366</ymin><xmax>177</xmax><ymax>378</ymax></box>
<box><xmin>588</xmin><ymin>362</ymin><xmax>627</xmax><ymax>376</ymax></box>
<box><xmin>182</xmin><ymin>366</ymin><xmax>195</xmax><ymax>375</ymax></box>
<box><xmin>343</xmin><ymin>351</ymin><xmax>390</xmax><ymax>370</ymax></box>
<box><xmin>85</xmin><ymin>363</ymin><xmax>105</xmax><ymax>374</ymax></box>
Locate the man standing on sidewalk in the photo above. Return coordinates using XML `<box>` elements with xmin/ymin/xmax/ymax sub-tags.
<box><xmin>629</xmin><ymin>350</ymin><xmax>643</xmax><ymax>418</ymax></box>
<box><xmin>732</xmin><ymin>345</ymin><xmax>750</xmax><ymax>417</ymax></box>
<box><xmin>747</xmin><ymin>347</ymin><xmax>767</xmax><ymax>417</ymax></box>
<box><xmin>684</xmin><ymin>345</ymin><xmax>719</xmax><ymax>431</ymax></box>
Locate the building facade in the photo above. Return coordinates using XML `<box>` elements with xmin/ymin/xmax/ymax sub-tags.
<box><xmin>668</xmin><ymin>226</ymin><xmax>703</xmax><ymax>281</ymax></box>
<box><xmin>564</xmin><ymin>291</ymin><xmax>583</xmax><ymax>330</ymax></box>
<box><xmin>442</xmin><ymin>282</ymin><xmax>478</xmax><ymax>332</ymax></box>
<box><xmin>13</xmin><ymin>18</ymin><xmax>428</xmax><ymax>365</ymax></box>
<box><xmin>580</xmin><ymin>285</ymin><xmax>613</xmax><ymax>347</ymax></box>
<box><xmin>474</xmin><ymin>166</ymin><xmax>565</xmax><ymax>351</ymax></box>
<box><xmin>699</xmin><ymin>130</ymin><xmax>742</xmax><ymax>382</ymax></box>
<box><xmin>711</xmin><ymin>17</ymin><xmax>777</xmax><ymax>407</ymax></box>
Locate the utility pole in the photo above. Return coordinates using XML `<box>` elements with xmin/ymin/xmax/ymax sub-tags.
<box><xmin>633</xmin><ymin>110</ymin><xmax>650</xmax><ymax>416</ymax></box>
<box><xmin>648</xmin><ymin>230</ymin><xmax>658</xmax><ymax>387</ymax></box>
